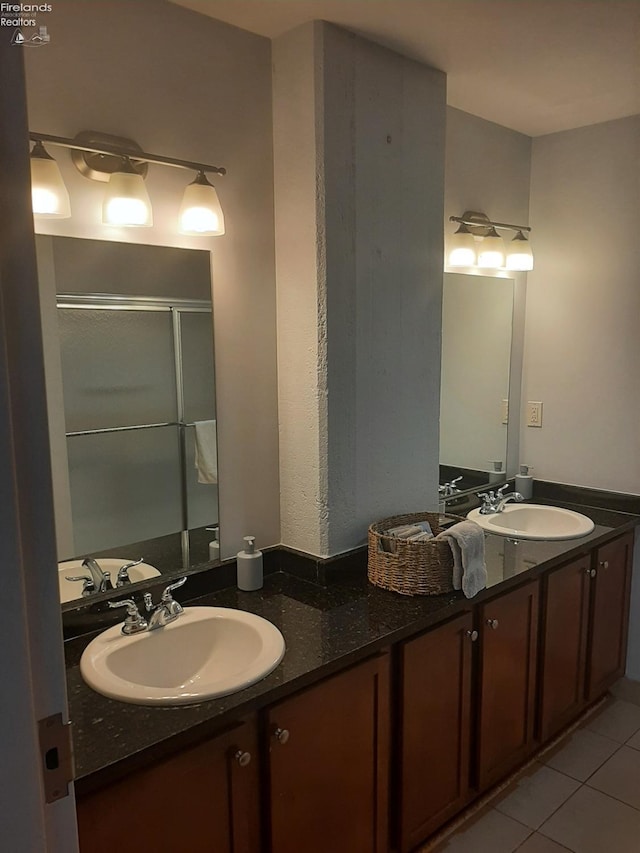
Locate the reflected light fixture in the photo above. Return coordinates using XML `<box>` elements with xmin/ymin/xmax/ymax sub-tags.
<box><xmin>29</xmin><ymin>140</ymin><xmax>71</xmax><ymax>218</ymax></box>
<box><xmin>179</xmin><ymin>170</ymin><xmax>225</xmax><ymax>236</ymax></box>
<box><xmin>28</xmin><ymin>130</ymin><xmax>226</xmax><ymax>236</ymax></box>
<box><xmin>103</xmin><ymin>157</ymin><xmax>153</xmax><ymax>227</ymax></box>
<box><xmin>448</xmin><ymin>223</ymin><xmax>476</xmax><ymax>266</ymax></box>
<box><xmin>448</xmin><ymin>211</ymin><xmax>533</xmax><ymax>272</ymax></box>
<box><xmin>506</xmin><ymin>230</ymin><xmax>534</xmax><ymax>271</ymax></box>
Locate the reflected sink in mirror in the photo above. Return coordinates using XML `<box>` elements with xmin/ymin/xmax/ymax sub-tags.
<box><xmin>58</xmin><ymin>558</ymin><xmax>161</xmax><ymax>604</ymax></box>
<box><xmin>467</xmin><ymin>504</ymin><xmax>595</xmax><ymax>541</ymax></box>
<box><xmin>80</xmin><ymin>606</ymin><xmax>285</xmax><ymax>706</ymax></box>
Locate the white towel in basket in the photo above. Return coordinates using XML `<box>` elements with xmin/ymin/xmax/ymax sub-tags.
<box><xmin>435</xmin><ymin>520</ymin><xmax>486</xmax><ymax>598</ymax></box>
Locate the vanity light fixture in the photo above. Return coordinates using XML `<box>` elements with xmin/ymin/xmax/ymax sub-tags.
<box><xmin>28</xmin><ymin>130</ymin><xmax>226</xmax><ymax>236</ymax></box>
<box><xmin>178</xmin><ymin>170</ymin><xmax>225</xmax><ymax>236</ymax></box>
<box><xmin>29</xmin><ymin>140</ymin><xmax>71</xmax><ymax>218</ymax></box>
<box><xmin>448</xmin><ymin>211</ymin><xmax>533</xmax><ymax>271</ymax></box>
<box><xmin>102</xmin><ymin>157</ymin><xmax>153</xmax><ymax>227</ymax></box>
<box><xmin>506</xmin><ymin>230</ymin><xmax>534</xmax><ymax>271</ymax></box>
<box><xmin>448</xmin><ymin>223</ymin><xmax>477</xmax><ymax>266</ymax></box>
<box><xmin>477</xmin><ymin>227</ymin><xmax>505</xmax><ymax>269</ymax></box>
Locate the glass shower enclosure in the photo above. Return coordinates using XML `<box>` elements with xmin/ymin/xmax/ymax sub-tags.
<box><xmin>57</xmin><ymin>293</ymin><xmax>218</xmax><ymax>569</ymax></box>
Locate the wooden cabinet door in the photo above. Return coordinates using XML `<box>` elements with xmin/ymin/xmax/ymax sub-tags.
<box><xmin>587</xmin><ymin>533</ymin><xmax>634</xmax><ymax>701</ymax></box>
<box><xmin>77</xmin><ymin>718</ymin><xmax>260</xmax><ymax>853</ymax></box>
<box><xmin>267</xmin><ymin>654</ymin><xmax>390</xmax><ymax>853</ymax></box>
<box><xmin>539</xmin><ymin>555</ymin><xmax>591</xmax><ymax>742</ymax></box>
<box><xmin>477</xmin><ymin>580</ymin><xmax>539</xmax><ymax>791</ymax></box>
<box><xmin>398</xmin><ymin>612</ymin><xmax>474</xmax><ymax>853</ymax></box>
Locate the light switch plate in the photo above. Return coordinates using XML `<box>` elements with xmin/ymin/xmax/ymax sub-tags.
<box><xmin>526</xmin><ymin>401</ymin><xmax>543</xmax><ymax>427</ymax></box>
<box><xmin>501</xmin><ymin>399</ymin><xmax>509</xmax><ymax>425</ymax></box>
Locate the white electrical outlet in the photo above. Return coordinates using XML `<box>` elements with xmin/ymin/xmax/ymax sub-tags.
<box><xmin>527</xmin><ymin>401</ymin><xmax>543</xmax><ymax>427</ymax></box>
<box><xmin>501</xmin><ymin>399</ymin><xmax>509</xmax><ymax>425</ymax></box>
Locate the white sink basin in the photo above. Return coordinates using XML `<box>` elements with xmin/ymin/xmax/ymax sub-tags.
<box><xmin>80</xmin><ymin>606</ymin><xmax>285</xmax><ymax>706</ymax></box>
<box><xmin>58</xmin><ymin>558</ymin><xmax>161</xmax><ymax>603</ymax></box>
<box><xmin>467</xmin><ymin>504</ymin><xmax>595</xmax><ymax>541</ymax></box>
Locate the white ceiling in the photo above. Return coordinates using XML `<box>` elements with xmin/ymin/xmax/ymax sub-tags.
<box><xmin>171</xmin><ymin>0</ymin><xmax>640</xmax><ymax>137</ymax></box>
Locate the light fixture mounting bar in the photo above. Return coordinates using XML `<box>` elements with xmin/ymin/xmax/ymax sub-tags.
<box><xmin>449</xmin><ymin>214</ymin><xmax>531</xmax><ymax>234</ymax></box>
<box><xmin>29</xmin><ymin>131</ymin><xmax>226</xmax><ymax>176</ymax></box>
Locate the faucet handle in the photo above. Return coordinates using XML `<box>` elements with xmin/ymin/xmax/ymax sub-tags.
<box><xmin>143</xmin><ymin>577</ymin><xmax>187</xmax><ymax>615</ymax></box>
<box><xmin>65</xmin><ymin>575</ymin><xmax>96</xmax><ymax>596</ymax></box>
<box><xmin>116</xmin><ymin>557</ymin><xmax>144</xmax><ymax>586</ymax></box>
<box><xmin>108</xmin><ymin>598</ymin><xmax>148</xmax><ymax>634</ymax></box>
<box><xmin>161</xmin><ymin>576</ymin><xmax>187</xmax><ymax>602</ymax></box>
<box><xmin>496</xmin><ymin>483</ymin><xmax>510</xmax><ymax>498</ymax></box>
<box><xmin>477</xmin><ymin>491</ymin><xmax>498</xmax><ymax>514</ymax></box>
<box><xmin>161</xmin><ymin>577</ymin><xmax>187</xmax><ymax>617</ymax></box>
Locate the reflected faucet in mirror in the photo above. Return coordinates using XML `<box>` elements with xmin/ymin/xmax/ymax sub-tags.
<box><xmin>65</xmin><ymin>557</ymin><xmax>112</xmax><ymax>596</ymax></box>
<box><xmin>439</xmin><ymin>476</ymin><xmax>463</xmax><ymax>498</ymax></box>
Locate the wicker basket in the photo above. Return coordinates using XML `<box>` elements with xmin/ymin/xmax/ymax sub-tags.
<box><xmin>368</xmin><ymin>511</ymin><xmax>459</xmax><ymax>596</ymax></box>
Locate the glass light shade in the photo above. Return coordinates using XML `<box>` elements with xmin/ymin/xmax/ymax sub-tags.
<box><xmin>30</xmin><ymin>145</ymin><xmax>71</xmax><ymax>218</ymax></box>
<box><xmin>178</xmin><ymin>172</ymin><xmax>225</xmax><ymax>236</ymax></box>
<box><xmin>506</xmin><ymin>231</ymin><xmax>534</xmax><ymax>271</ymax></box>
<box><xmin>448</xmin><ymin>224</ymin><xmax>476</xmax><ymax>266</ymax></box>
<box><xmin>477</xmin><ymin>228</ymin><xmax>505</xmax><ymax>268</ymax></box>
<box><xmin>102</xmin><ymin>169</ymin><xmax>152</xmax><ymax>227</ymax></box>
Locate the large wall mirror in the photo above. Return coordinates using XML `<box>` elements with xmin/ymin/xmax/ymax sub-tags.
<box><xmin>36</xmin><ymin>236</ymin><xmax>221</xmax><ymax>606</ymax></box>
<box><xmin>440</xmin><ymin>272</ymin><xmax>515</xmax><ymax>496</ymax></box>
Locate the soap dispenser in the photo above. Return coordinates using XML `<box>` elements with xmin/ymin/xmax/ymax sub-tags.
<box><xmin>515</xmin><ymin>465</ymin><xmax>533</xmax><ymax>499</ymax></box>
<box><xmin>207</xmin><ymin>526</ymin><xmax>220</xmax><ymax>561</ymax></box>
<box><xmin>237</xmin><ymin>536</ymin><xmax>263</xmax><ymax>591</ymax></box>
<box><xmin>488</xmin><ymin>460</ymin><xmax>504</xmax><ymax>484</ymax></box>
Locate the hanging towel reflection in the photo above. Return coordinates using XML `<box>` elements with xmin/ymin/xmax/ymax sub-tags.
<box><xmin>194</xmin><ymin>419</ymin><xmax>218</xmax><ymax>484</ymax></box>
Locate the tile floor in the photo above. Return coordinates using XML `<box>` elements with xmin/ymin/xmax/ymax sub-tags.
<box><xmin>429</xmin><ymin>679</ymin><xmax>640</xmax><ymax>852</ymax></box>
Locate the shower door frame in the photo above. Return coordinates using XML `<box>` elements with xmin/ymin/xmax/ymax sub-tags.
<box><xmin>57</xmin><ymin>292</ymin><xmax>216</xmax><ymax>568</ymax></box>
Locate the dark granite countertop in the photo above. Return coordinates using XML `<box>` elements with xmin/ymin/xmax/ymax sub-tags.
<box><xmin>66</xmin><ymin>501</ymin><xmax>638</xmax><ymax>793</ymax></box>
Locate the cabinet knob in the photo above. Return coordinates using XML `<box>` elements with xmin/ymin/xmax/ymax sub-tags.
<box><xmin>600</xmin><ymin>560</ymin><xmax>609</xmax><ymax>569</ymax></box>
<box><xmin>274</xmin><ymin>727</ymin><xmax>290</xmax><ymax>745</ymax></box>
<box><xmin>466</xmin><ymin>629</ymin><xmax>479</xmax><ymax>642</ymax></box>
<box><xmin>234</xmin><ymin>750</ymin><xmax>251</xmax><ymax>767</ymax></box>
<box><xmin>586</xmin><ymin>568</ymin><xmax>597</xmax><ymax>578</ymax></box>
<box><xmin>486</xmin><ymin>619</ymin><xmax>499</xmax><ymax>630</ymax></box>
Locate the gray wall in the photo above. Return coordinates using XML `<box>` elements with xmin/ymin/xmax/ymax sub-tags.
<box><xmin>24</xmin><ymin>0</ymin><xmax>280</xmax><ymax>558</ymax></box>
<box><xmin>274</xmin><ymin>22</ymin><xmax>446</xmax><ymax>556</ymax></box>
<box><xmin>523</xmin><ymin>115</ymin><xmax>640</xmax><ymax>493</ymax></box>
<box><xmin>444</xmin><ymin>108</ymin><xmax>532</xmax><ymax>253</ymax></box>
<box><xmin>522</xmin><ymin>114</ymin><xmax>640</xmax><ymax>681</ymax></box>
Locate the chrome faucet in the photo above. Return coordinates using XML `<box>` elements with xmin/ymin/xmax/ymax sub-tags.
<box><xmin>82</xmin><ymin>557</ymin><xmax>112</xmax><ymax>592</ymax></box>
<box><xmin>143</xmin><ymin>577</ymin><xmax>187</xmax><ymax>631</ymax></box>
<box><xmin>65</xmin><ymin>557</ymin><xmax>113</xmax><ymax>596</ymax></box>
<box><xmin>439</xmin><ymin>475</ymin><xmax>463</xmax><ymax>498</ymax></box>
<box><xmin>478</xmin><ymin>484</ymin><xmax>525</xmax><ymax>514</ymax></box>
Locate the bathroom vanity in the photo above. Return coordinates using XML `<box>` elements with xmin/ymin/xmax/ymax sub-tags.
<box><xmin>66</xmin><ymin>502</ymin><xmax>636</xmax><ymax>853</ymax></box>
